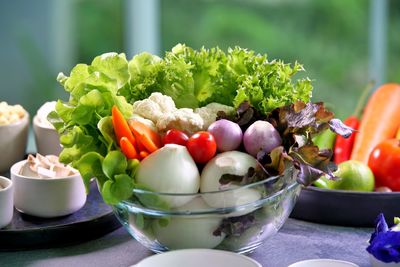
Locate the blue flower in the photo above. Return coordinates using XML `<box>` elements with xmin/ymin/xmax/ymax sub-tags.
<box><xmin>367</xmin><ymin>213</ymin><xmax>400</xmax><ymax>263</ymax></box>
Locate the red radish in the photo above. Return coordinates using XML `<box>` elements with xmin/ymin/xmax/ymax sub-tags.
<box><xmin>207</xmin><ymin>119</ymin><xmax>242</xmax><ymax>152</ymax></box>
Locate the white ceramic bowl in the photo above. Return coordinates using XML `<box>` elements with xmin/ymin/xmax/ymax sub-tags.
<box><xmin>33</xmin><ymin>115</ymin><xmax>62</xmax><ymax>156</ymax></box>
<box><xmin>288</xmin><ymin>259</ymin><xmax>359</xmax><ymax>267</ymax></box>
<box><xmin>10</xmin><ymin>160</ymin><xmax>86</xmax><ymax>218</ymax></box>
<box><xmin>0</xmin><ymin>112</ymin><xmax>29</xmax><ymax>173</ymax></box>
<box><xmin>0</xmin><ymin>176</ymin><xmax>14</xmax><ymax>228</ymax></box>
<box><xmin>132</xmin><ymin>249</ymin><xmax>262</xmax><ymax>267</ymax></box>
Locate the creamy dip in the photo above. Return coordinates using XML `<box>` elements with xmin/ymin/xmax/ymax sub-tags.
<box><xmin>19</xmin><ymin>154</ymin><xmax>78</xmax><ymax>178</ymax></box>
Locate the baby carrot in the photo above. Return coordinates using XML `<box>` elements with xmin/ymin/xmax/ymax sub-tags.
<box><xmin>139</xmin><ymin>150</ymin><xmax>149</xmax><ymax>159</ymax></box>
<box><xmin>138</xmin><ymin>133</ymin><xmax>159</xmax><ymax>153</ymax></box>
<box><xmin>120</xmin><ymin>137</ymin><xmax>139</xmax><ymax>160</ymax></box>
<box><xmin>112</xmin><ymin>106</ymin><xmax>136</xmax><ymax>147</ymax></box>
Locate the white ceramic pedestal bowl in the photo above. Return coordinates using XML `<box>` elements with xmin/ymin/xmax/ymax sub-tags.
<box><xmin>33</xmin><ymin>115</ymin><xmax>62</xmax><ymax>156</ymax></box>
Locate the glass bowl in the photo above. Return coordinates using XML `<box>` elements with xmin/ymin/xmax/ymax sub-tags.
<box><xmin>113</xmin><ymin>167</ymin><xmax>301</xmax><ymax>254</ymax></box>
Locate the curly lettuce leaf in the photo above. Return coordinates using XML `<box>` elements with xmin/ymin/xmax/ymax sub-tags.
<box><xmin>120</xmin><ymin>44</ymin><xmax>313</xmax><ymax>114</ymax></box>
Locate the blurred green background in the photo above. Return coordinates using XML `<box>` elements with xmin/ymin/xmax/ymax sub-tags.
<box><xmin>1</xmin><ymin>0</ymin><xmax>399</xmax><ymax>119</ymax></box>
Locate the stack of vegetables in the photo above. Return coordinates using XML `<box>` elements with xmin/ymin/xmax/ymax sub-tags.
<box><xmin>49</xmin><ymin>44</ymin><xmax>351</xmax><ymax>204</ymax></box>
<box><xmin>314</xmin><ymin>83</ymin><xmax>400</xmax><ymax>192</ymax></box>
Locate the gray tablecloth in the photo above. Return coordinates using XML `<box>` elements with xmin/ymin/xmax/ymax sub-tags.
<box><xmin>1</xmin><ymin>218</ymin><xmax>372</xmax><ymax>267</ymax></box>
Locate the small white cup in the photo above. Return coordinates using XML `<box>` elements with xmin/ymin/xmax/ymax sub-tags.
<box><xmin>0</xmin><ymin>176</ymin><xmax>14</xmax><ymax>228</ymax></box>
<box><xmin>0</xmin><ymin>112</ymin><xmax>29</xmax><ymax>173</ymax></box>
<box><xmin>11</xmin><ymin>160</ymin><xmax>86</xmax><ymax>218</ymax></box>
<box><xmin>33</xmin><ymin>115</ymin><xmax>62</xmax><ymax>156</ymax></box>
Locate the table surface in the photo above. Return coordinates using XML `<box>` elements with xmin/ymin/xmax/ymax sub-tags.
<box><xmin>0</xmin><ymin>218</ymin><xmax>372</xmax><ymax>267</ymax></box>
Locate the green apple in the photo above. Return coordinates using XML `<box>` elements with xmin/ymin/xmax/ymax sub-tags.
<box><xmin>314</xmin><ymin>160</ymin><xmax>375</xmax><ymax>192</ymax></box>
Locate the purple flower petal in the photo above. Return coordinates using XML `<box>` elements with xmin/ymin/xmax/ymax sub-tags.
<box><xmin>367</xmin><ymin>231</ymin><xmax>400</xmax><ymax>263</ymax></box>
<box><xmin>370</xmin><ymin>213</ymin><xmax>389</xmax><ymax>243</ymax></box>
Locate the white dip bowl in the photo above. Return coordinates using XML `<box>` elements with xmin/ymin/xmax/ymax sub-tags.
<box><xmin>10</xmin><ymin>160</ymin><xmax>86</xmax><ymax>218</ymax></box>
<box><xmin>0</xmin><ymin>176</ymin><xmax>14</xmax><ymax>228</ymax></box>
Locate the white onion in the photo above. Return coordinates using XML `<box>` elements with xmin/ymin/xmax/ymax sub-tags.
<box><xmin>152</xmin><ymin>197</ymin><xmax>225</xmax><ymax>249</ymax></box>
<box><xmin>200</xmin><ymin>151</ymin><xmax>260</xmax><ymax>215</ymax></box>
<box><xmin>136</xmin><ymin>144</ymin><xmax>200</xmax><ymax>207</ymax></box>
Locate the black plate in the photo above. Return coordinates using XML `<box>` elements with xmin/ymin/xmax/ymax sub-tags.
<box><xmin>0</xmin><ymin>182</ymin><xmax>121</xmax><ymax>251</ymax></box>
<box><xmin>290</xmin><ymin>186</ymin><xmax>400</xmax><ymax>227</ymax></box>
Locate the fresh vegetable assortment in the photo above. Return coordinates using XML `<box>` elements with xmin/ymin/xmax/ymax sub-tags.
<box><xmin>49</xmin><ymin>44</ymin><xmax>354</xmax><ymax>205</ymax></box>
<box><xmin>315</xmin><ymin>83</ymin><xmax>400</xmax><ymax>192</ymax></box>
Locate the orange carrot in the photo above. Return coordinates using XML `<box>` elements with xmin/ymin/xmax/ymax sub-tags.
<box><xmin>128</xmin><ymin>120</ymin><xmax>162</xmax><ymax>148</ymax></box>
<box><xmin>112</xmin><ymin>106</ymin><xmax>136</xmax><ymax>147</ymax></box>
<box><xmin>136</xmin><ymin>139</ymin><xmax>147</xmax><ymax>152</ymax></box>
<box><xmin>137</xmin><ymin>133</ymin><xmax>158</xmax><ymax>153</ymax></box>
<box><xmin>350</xmin><ymin>83</ymin><xmax>400</xmax><ymax>164</ymax></box>
<box><xmin>120</xmin><ymin>137</ymin><xmax>139</xmax><ymax>160</ymax></box>
<box><xmin>139</xmin><ymin>151</ymin><xmax>149</xmax><ymax>159</ymax></box>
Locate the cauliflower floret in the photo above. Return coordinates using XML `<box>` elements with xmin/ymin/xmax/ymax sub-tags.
<box><xmin>195</xmin><ymin>102</ymin><xmax>235</xmax><ymax>129</ymax></box>
<box><xmin>132</xmin><ymin>93</ymin><xmax>177</xmax><ymax>123</ymax></box>
<box><xmin>148</xmin><ymin>93</ymin><xmax>177</xmax><ymax>114</ymax></box>
<box><xmin>157</xmin><ymin>108</ymin><xmax>204</xmax><ymax>134</ymax></box>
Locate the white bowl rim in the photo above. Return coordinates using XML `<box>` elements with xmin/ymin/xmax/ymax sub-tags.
<box><xmin>33</xmin><ymin>114</ymin><xmax>56</xmax><ymax>130</ymax></box>
<box><xmin>10</xmin><ymin>160</ymin><xmax>81</xmax><ymax>181</ymax></box>
<box><xmin>288</xmin><ymin>258</ymin><xmax>360</xmax><ymax>267</ymax></box>
<box><xmin>133</xmin><ymin>248</ymin><xmax>262</xmax><ymax>267</ymax></box>
<box><xmin>0</xmin><ymin>176</ymin><xmax>12</xmax><ymax>191</ymax></box>
<box><xmin>0</xmin><ymin>111</ymin><xmax>29</xmax><ymax>128</ymax></box>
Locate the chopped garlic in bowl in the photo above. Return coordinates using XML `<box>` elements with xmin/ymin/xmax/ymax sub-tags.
<box><xmin>0</xmin><ymin>101</ymin><xmax>26</xmax><ymax>126</ymax></box>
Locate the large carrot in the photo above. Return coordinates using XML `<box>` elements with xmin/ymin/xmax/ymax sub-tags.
<box><xmin>112</xmin><ymin>106</ymin><xmax>136</xmax><ymax>147</ymax></box>
<box><xmin>350</xmin><ymin>83</ymin><xmax>400</xmax><ymax>164</ymax></box>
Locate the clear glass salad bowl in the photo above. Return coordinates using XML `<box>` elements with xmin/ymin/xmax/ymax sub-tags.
<box><xmin>113</xmin><ymin>167</ymin><xmax>301</xmax><ymax>254</ymax></box>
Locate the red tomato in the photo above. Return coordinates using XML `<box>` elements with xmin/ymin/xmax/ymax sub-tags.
<box><xmin>163</xmin><ymin>129</ymin><xmax>189</xmax><ymax>146</ymax></box>
<box><xmin>368</xmin><ymin>139</ymin><xmax>400</xmax><ymax>191</ymax></box>
<box><xmin>187</xmin><ymin>131</ymin><xmax>217</xmax><ymax>163</ymax></box>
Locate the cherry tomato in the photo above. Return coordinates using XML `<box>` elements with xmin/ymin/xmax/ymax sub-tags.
<box><xmin>368</xmin><ymin>139</ymin><xmax>400</xmax><ymax>191</ymax></box>
<box><xmin>186</xmin><ymin>131</ymin><xmax>217</xmax><ymax>163</ymax></box>
<box><xmin>163</xmin><ymin>129</ymin><xmax>189</xmax><ymax>146</ymax></box>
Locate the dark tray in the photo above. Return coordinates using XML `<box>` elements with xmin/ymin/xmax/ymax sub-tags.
<box><xmin>290</xmin><ymin>186</ymin><xmax>400</xmax><ymax>227</ymax></box>
<box><xmin>0</xmin><ymin>181</ymin><xmax>121</xmax><ymax>251</ymax></box>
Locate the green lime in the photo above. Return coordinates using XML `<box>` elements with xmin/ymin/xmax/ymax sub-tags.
<box><xmin>315</xmin><ymin>160</ymin><xmax>375</xmax><ymax>191</ymax></box>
